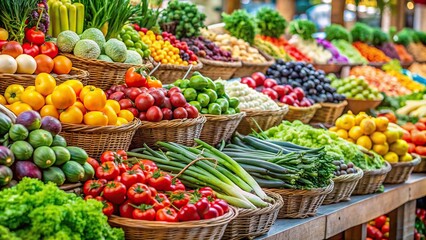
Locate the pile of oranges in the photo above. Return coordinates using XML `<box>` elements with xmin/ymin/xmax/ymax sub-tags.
<box><xmin>330</xmin><ymin>111</ymin><xmax>411</xmax><ymax>163</ymax></box>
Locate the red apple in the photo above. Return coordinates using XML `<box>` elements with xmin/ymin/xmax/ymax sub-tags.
<box><xmin>149</xmin><ymin>89</ymin><xmax>166</xmax><ymax>107</ymax></box>
<box><xmin>283</xmin><ymin>85</ymin><xmax>294</xmax><ymax>94</ymax></box>
<box><xmin>262</xmin><ymin>88</ymin><xmax>279</xmax><ymax>100</ymax></box>
<box><xmin>127</xmin><ymin>107</ymin><xmax>139</xmax><ymax>117</ymax></box>
<box><xmin>240</xmin><ymin>77</ymin><xmax>256</xmax><ymax>89</ymax></box>
<box><xmin>288</xmin><ymin>92</ymin><xmax>298</xmax><ymax>101</ymax></box>
<box><xmin>135</xmin><ymin>93</ymin><xmax>155</xmax><ymax>111</ymax></box>
<box><xmin>167</xmin><ymin>87</ymin><xmax>181</xmax><ymax>97</ymax></box>
<box><xmin>185</xmin><ymin>105</ymin><xmax>199</xmax><ymax>118</ymax></box>
<box><xmin>119</xmin><ymin>99</ymin><xmax>133</xmax><ymax>109</ymax></box>
<box><xmin>251</xmin><ymin>72</ymin><xmax>266</xmax><ymax>87</ymax></box>
<box><xmin>126</xmin><ymin>87</ymin><xmax>143</xmax><ymax>101</ymax></box>
<box><xmin>138</xmin><ymin>112</ymin><xmax>147</xmax><ymax>121</ymax></box>
<box><xmin>109</xmin><ymin>91</ymin><xmax>125</xmax><ymax>101</ymax></box>
<box><xmin>161</xmin><ymin>108</ymin><xmax>173</xmax><ymax>120</ymax></box>
<box><xmin>272</xmin><ymin>85</ymin><xmax>287</xmax><ymax>97</ymax></box>
<box><xmin>263</xmin><ymin>78</ymin><xmax>278</xmax><ymax>88</ymax></box>
<box><xmin>293</xmin><ymin>87</ymin><xmax>305</xmax><ymax>101</ymax></box>
<box><xmin>280</xmin><ymin>96</ymin><xmax>295</xmax><ymax>105</ymax></box>
<box><xmin>139</xmin><ymin>87</ymin><xmax>149</xmax><ymax>93</ymax></box>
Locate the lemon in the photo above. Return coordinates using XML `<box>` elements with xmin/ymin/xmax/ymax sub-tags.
<box><xmin>384</xmin><ymin>152</ymin><xmax>399</xmax><ymax>163</ymax></box>
<box><xmin>373</xmin><ymin>143</ymin><xmax>389</xmax><ymax>156</ymax></box>
<box><xmin>336</xmin><ymin>114</ymin><xmax>355</xmax><ymax>130</ymax></box>
<box><xmin>370</xmin><ymin>132</ymin><xmax>387</xmax><ymax>144</ymax></box>
<box><xmin>357</xmin><ymin>136</ymin><xmax>372</xmax><ymax>150</ymax></box>
<box><xmin>374</xmin><ymin>117</ymin><xmax>389</xmax><ymax>132</ymax></box>
<box><xmin>399</xmin><ymin>153</ymin><xmax>413</xmax><ymax>162</ymax></box>
<box><xmin>336</xmin><ymin>129</ymin><xmax>348</xmax><ymax>139</ymax></box>
<box><xmin>390</xmin><ymin>139</ymin><xmax>409</xmax><ymax>156</ymax></box>
<box><xmin>384</xmin><ymin>129</ymin><xmax>399</xmax><ymax>144</ymax></box>
<box><xmin>355</xmin><ymin>112</ymin><xmax>368</xmax><ymax>125</ymax></box>
<box><xmin>360</xmin><ymin>118</ymin><xmax>376</xmax><ymax>135</ymax></box>
<box><xmin>349</xmin><ymin>126</ymin><xmax>363</xmax><ymax>140</ymax></box>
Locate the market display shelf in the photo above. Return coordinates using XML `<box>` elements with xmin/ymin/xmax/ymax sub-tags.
<box><xmin>256</xmin><ymin>173</ymin><xmax>426</xmax><ymax>240</ymax></box>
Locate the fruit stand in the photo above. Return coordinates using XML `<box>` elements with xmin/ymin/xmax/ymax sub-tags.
<box><xmin>1</xmin><ymin>0</ymin><xmax>426</xmax><ymax>240</ymax></box>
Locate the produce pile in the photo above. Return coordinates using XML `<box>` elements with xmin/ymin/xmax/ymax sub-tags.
<box><xmin>220</xmin><ymin>80</ymin><xmax>280</xmax><ymax>111</ymax></box>
<box><xmin>371</xmin><ymin>28</ymin><xmax>400</xmax><ymax>60</ymax></box>
<box><xmin>352</xmin><ymin>41</ymin><xmax>391</xmax><ymax>63</ymax></box>
<box><xmin>330</xmin><ymin>112</ymin><xmax>411</xmax><ymax>163</ymax></box>
<box><xmin>254</xmin><ymin>36</ymin><xmax>289</xmax><ymax>60</ymax></box>
<box><xmin>265</xmin><ymin>60</ymin><xmax>346</xmax><ymax>104</ymax></box>
<box><xmin>394</xmin><ymin>44</ymin><xmax>414</xmax><ymax>63</ymax></box>
<box><xmin>367</xmin><ymin>215</ymin><xmax>390</xmax><ymax>240</ymax></box>
<box><xmin>350</xmin><ymin>66</ymin><xmax>412</xmax><ymax>97</ymax></box>
<box><xmin>222</xmin><ymin>9</ymin><xmax>256</xmax><ymax>44</ymax></box>
<box><xmin>258</xmin><ymin>35</ymin><xmax>311</xmax><ymax>62</ymax></box>
<box><xmin>0</xmin><ymin>178</ymin><xmax>124</xmax><ymax>239</ymax></box>
<box><xmin>329</xmin><ymin>75</ymin><xmax>383</xmax><ymax>100</ymax></box>
<box><xmin>395</xmin><ymin>29</ymin><xmax>426</xmax><ymax>62</ymax></box>
<box><xmin>182</xmin><ymin>36</ymin><xmax>235</xmax><ymax>62</ymax></box>
<box><xmin>0</xmin><ymin>110</ymin><xmax>91</xmax><ymax>188</ymax></box>
<box><xmin>117</xmin><ymin>25</ymin><xmax>151</xmax><ymax>60</ymax></box>
<box><xmin>382</xmin><ymin>61</ymin><xmax>425</xmax><ymax>92</ymax></box>
<box><xmin>172</xmin><ymin>73</ymin><xmax>240</xmax><ymax>115</ymax></box>
<box><xmin>315</xmin><ymin>38</ymin><xmax>349</xmax><ymax>64</ymax></box>
<box><xmin>409</xmin><ymin>63</ymin><xmax>426</xmax><ymax>79</ymax></box>
<box><xmin>400</xmin><ymin>120</ymin><xmax>426</xmax><ymax>156</ymax></box>
<box><xmin>261</xmin><ymin>121</ymin><xmax>386</xmax><ymax>170</ymax></box>
<box><xmin>83</xmin><ymin>150</ymin><xmax>230</xmax><ymax>221</ymax></box>
<box><xmin>288</xmin><ymin>35</ymin><xmax>332</xmax><ymax>64</ymax></box>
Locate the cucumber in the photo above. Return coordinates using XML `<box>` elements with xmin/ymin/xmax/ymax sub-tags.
<box><xmin>61</xmin><ymin>161</ymin><xmax>84</xmax><ymax>183</ymax></box>
<box><xmin>81</xmin><ymin>162</ymin><xmax>94</xmax><ymax>182</ymax></box>
<box><xmin>42</xmin><ymin>166</ymin><xmax>65</xmax><ymax>186</ymax></box>
<box><xmin>0</xmin><ymin>112</ymin><xmax>12</xmax><ymax>136</ymax></box>
<box><xmin>67</xmin><ymin>146</ymin><xmax>88</xmax><ymax>164</ymax></box>
<box><xmin>52</xmin><ymin>146</ymin><xmax>71</xmax><ymax>166</ymax></box>
<box><xmin>9</xmin><ymin>124</ymin><xmax>29</xmax><ymax>141</ymax></box>
<box><xmin>10</xmin><ymin>141</ymin><xmax>34</xmax><ymax>161</ymax></box>
<box><xmin>51</xmin><ymin>135</ymin><xmax>67</xmax><ymax>147</ymax></box>
<box><xmin>33</xmin><ymin>146</ymin><xmax>56</xmax><ymax>169</ymax></box>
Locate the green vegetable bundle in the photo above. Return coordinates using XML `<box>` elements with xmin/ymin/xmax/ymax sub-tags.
<box><xmin>416</xmin><ymin>31</ymin><xmax>426</xmax><ymax>45</ymax></box>
<box><xmin>130</xmin><ymin>0</ymin><xmax>162</xmax><ymax>32</ymax></box>
<box><xmin>289</xmin><ymin>19</ymin><xmax>316</xmax><ymax>40</ymax></box>
<box><xmin>256</xmin><ymin>8</ymin><xmax>287</xmax><ymax>38</ymax></box>
<box><xmin>372</xmin><ymin>28</ymin><xmax>390</xmax><ymax>46</ymax></box>
<box><xmin>0</xmin><ymin>178</ymin><xmax>124</xmax><ymax>240</ymax></box>
<box><xmin>325</xmin><ymin>24</ymin><xmax>352</xmax><ymax>42</ymax></box>
<box><xmin>260</xmin><ymin>121</ymin><xmax>386</xmax><ymax>170</ymax></box>
<box><xmin>350</xmin><ymin>22</ymin><xmax>373</xmax><ymax>43</ymax></box>
<box><xmin>222</xmin><ymin>10</ymin><xmax>256</xmax><ymax>44</ymax></box>
<box><xmin>159</xmin><ymin>0</ymin><xmax>206</xmax><ymax>39</ymax></box>
<box><xmin>393</xmin><ymin>28</ymin><xmax>416</xmax><ymax>46</ymax></box>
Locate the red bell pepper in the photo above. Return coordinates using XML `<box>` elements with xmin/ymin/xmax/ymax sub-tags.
<box><xmin>25</xmin><ymin>27</ymin><xmax>45</xmax><ymax>45</ymax></box>
<box><xmin>125</xmin><ymin>67</ymin><xmax>148</xmax><ymax>87</ymax></box>
<box><xmin>22</xmin><ymin>42</ymin><xmax>40</xmax><ymax>57</ymax></box>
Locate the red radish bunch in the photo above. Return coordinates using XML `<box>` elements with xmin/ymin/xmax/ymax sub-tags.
<box><xmin>106</xmin><ymin>85</ymin><xmax>199</xmax><ymax>122</ymax></box>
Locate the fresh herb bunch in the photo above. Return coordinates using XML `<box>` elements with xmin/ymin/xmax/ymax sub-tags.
<box><xmin>0</xmin><ymin>0</ymin><xmax>39</xmax><ymax>43</ymax></box>
<box><xmin>159</xmin><ymin>0</ymin><xmax>206</xmax><ymax>39</ymax></box>
<box><xmin>0</xmin><ymin>178</ymin><xmax>124</xmax><ymax>240</ymax></box>
<box><xmin>416</xmin><ymin>31</ymin><xmax>426</xmax><ymax>45</ymax></box>
<box><xmin>130</xmin><ymin>0</ymin><xmax>162</xmax><ymax>32</ymax></box>
<box><xmin>394</xmin><ymin>28</ymin><xmax>416</xmax><ymax>46</ymax></box>
<box><xmin>222</xmin><ymin>9</ymin><xmax>257</xmax><ymax>44</ymax></box>
<box><xmin>256</xmin><ymin>8</ymin><xmax>287</xmax><ymax>38</ymax></box>
<box><xmin>372</xmin><ymin>28</ymin><xmax>390</xmax><ymax>46</ymax></box>
<box><xmin>289</xmin><ymin>19</ymin><xmax>317</xmax><ymax>40</ymax></box>
<box><xmin>325</xmin><ymin>24</ymin><xmax>352</xmax><ymax>42</ymax></box>
<box><xmin>350</xmin><ymin>22</ymin><xmax>373</xmax><ymax>43</ymax></box>
<box><xmin>77</xmin><ymin>0</ymin><xmax>136</xmax><ymax>39</ymax></box>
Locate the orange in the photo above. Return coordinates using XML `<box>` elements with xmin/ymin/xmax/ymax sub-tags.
<box><xmin>335</xmin><ymin>114</ymin><xmax>355</xmax><ymax>130</ymax></box>
<box><xmin>34</xmin><ymin>54</ymin><xmax>54</xmax><ymax>74</ymax></box>
<box><xmin>53</xmin><ymin>56</ymin><xmax>72</xmax><ymax>74</ymax></box>
<box><xmin>40</xmin><ymin>105</ymin><xmax>60</xmax><ymax>118</ymax></box>
<box><xmin>83</xmin><ymin>88</ymin><xmax>107</xmax><ymax>111</ymax></box>
<box><xmin>63</xmin><ymin>80</ymin><xmax>84</xmax><ymax>96</ymax></box>
<box><xmin>373</xmin><ymin>143</ymin><xmax>389</xmax><ymax>156</ymax></box>
<box><xmin>370</xmin><ymin>132</ymin><xmax>387</xmax><ymax>144</ymax></box>
<box><xmin>360</xmin><ymin>118</ymin><xmax>376</xmax><ymax>135</ymax></box>
<box><xmin>336</xmin><ymin>129</ymin><xmax>348</xmax><ymax>139</ymax></box>
<box><xmin>348</xmin><ymin>126</ymin><xmax>363</xmax><ymax>140</ymax></box>
<box><xmin>374</xmin><ymin>117</ymin><xmax>389</xmax><ymax>132</ymax></box>
<box><xmin>51</xmin><ymin>84</ymin><xmax>76</xmax><ymax>109</ymax></box>
<box><xmin>59</xmin><ymin>105</ymin><xmax>83</xmax><ymax>124</ymax></box>
<box><xmin>356</xmin><ymin>136</ymin><xmax>372</xmax><ymax>150</ymax></box>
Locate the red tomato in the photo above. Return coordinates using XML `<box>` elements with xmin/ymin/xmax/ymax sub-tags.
<box><xmin>22</xmin><ymin>43</ymin><xmax>40</xmax><ymax>57</ymax></box>
<box><xmin>212</xmin><ymin>199</ymin><xmax>229</xmax><ymax>213</ymax></box>
<box><xmin>156</xmin><ymin>207</ymin><xmax>178</xmax><ymax>222</ymax></box>
<box><xmin>412</xmin><ymin>131</ymin><xmax>426</xmax><ymax>146</ymax></box>
<box><xmin>96</xmin><ymin>162</ymin><xmax>120</xmax><ymax>180</ymax></box>
<box><xmin>415</xmin><ymin>122</ymin><xmax>426</xmax><ymax>131</ymax></box>
<box><xmin>177</xmin><ymin>204</ymin><xmax>200</xmax><ymax>221</ymax></box>
<box><xmin>374</xmin><ymin>215</ymin><xmax>387</xmax><ymax>229</ymax></box>
<box><xmin>416</xmin><ymin>146</ymin><xmax>426</xmax><ymax>156</ymax></box>
<box><xmin>135</xmin><ymin>93</ymin><xmax>155</xmax><ymax>111</ymax></box>
<box><xmin>127</xmin><ymin>183</ymin><xmax>152</xmax><ymax>205</ymax></box>
<box><xmin>146</xmin><ymin>106</ymin><xmax>163</xmax><ymax>122</ymax></box>
<box><xmin>170</xmin><ymin>191</ymin><xmax>190</xmax><ymax>209</ymax></box>
<box><xmin>403</xmin><ymin>131</ymin><xmax>412</xmax><ymax>143</ymax></box>
<box><xmin>103</xmin><ymin>181</ymin><xmax>127</xmax><ymax>205</ymax></box>
<box><xmin>100</xmin><ymin>151</ymin><xmax>116</xmax><ymax>162</ymax></box>
<box><xmin>119</xmin><ymin>200</ymin><xmax>135</xmax><ymax>218</ymax></box>
<box><xmin>210</xmin><ymin>203</ymin><xmax>224</xmax><ymax>216</ymax></box>
<box><xmin>83</xmin><ymin>179</ymin><xmax>105</xmax><ymax>197</ymax></box>
<box><xmin>194</xmin><ymin>197</ymin><xmax>210</xmax><ymax>216</ymax></box>
<box><xmin>86</xmin><ymin>157</ymin><xmax>100</xmax><ymax>171</ymax></box>
<box><xmin>40</xmin><ymin>42</ymin><xmax>59</xmax><ymax>58</ymax></box>
<box><xmin>170</xmin><ymin>178</ymin><xmax>185</xmax><ymax>191</ymax></box>
<box><xmin>199</xmin><ymin>187</ymin><xmax>215</xmax><ymax>198</ymax></box>
<box><xmin>408</xmin><ymin>143</ymin><xmax>416</xmax><ymax>153</ymax></box>
<box><xmin>402</xmin><ymin>123</ymin><xmax>416</xmax><ymax>132</ymax></box>
<box><xmin>203</xmin><ymin>207</ymin><xmax>219</xmax><ymax>219</ymax></box>
<box><xmin>147</xmin><ymin>171</ymin><xmax>172</xmax><ymax>191</ymax></box>
<box><xmin>102</xmin><ymin>201</ymin><xmax>115</xmax><ymax>217</ymax></box>
<box><xmin>169</xmin><ymin>93</ymin><xmax>187</xmax><ymax>108</ymax></box>
<box><xmin>132</xmin><ymin>204</ymin><xmax>156</xmax><ymax>220</ymax></box>
<box><xmin>121</xmin><ymin>169</ymin><xmax>145</xmax><ymax>189</ymax></box>
<box><xmin>152</xmin><ymin>193</ymin><xmax>171</xmax><ymax>211</ymax></box>
<box><xmin>25</xmin><ymin>27</ymin><xmax>45</xmax><ymax>45</ymax></box>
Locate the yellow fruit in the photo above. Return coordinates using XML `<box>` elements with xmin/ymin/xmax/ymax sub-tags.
<box><xmin>355</xmin><ymin>112</ymin><xmax>368</xmax><ymax>125</ymax></box>
<box><xmin>374</xmin><ymin>117</ymin><xmax>389</xmax><ymax>132</ymax></box>
<box><xmin>384</xmin><ymin>152</ymin><xmax>399</xmax><ymax>163</ymax></box>
<box><xmin>336</xmin><ymin>114</ymin><xmax>355</xmax><ymax>130</ymax></box>
<box><xmin>360</xmin><ymin>118</ymin><xmax>376</xmax><ymax>135</ymax></box>
<box><xmin>346</xmin><ymin>138</ymin><xmax>355</xmax><ymax>143</ymax></box>
<box><xmin>357</xmin><ymin>136</ymin><xmax>372</xmax><ymax>150</ymax></box>
<box><xmin>384</xmin><ymin>129</ymin><xmax>399</xmax><ymax>144</ymax></box>
<box><xmin>116</xmin><ymin>117</ymin><xmax>128</xmax><ymax>126</ymax></box>
<box><xmin>389</xmin><ymin>139</ymin><xmax>409</xmax><ymax>156</ymax></box>
<box><xmin>373</xmin><ymin>143</ymin><xmax>389</xmax><ymax>156</ymax></box>
<box><xmin>329</xmin><ymin>126</ymin><xmax>338</xmax><ymax>132</ymax></box>
<box><xmin>349</xmin><ymin>126</ymin><xmax>363</xmax><ymax>140</ymax></box>
<box><xmin>336</xmin><ymin>129</ymin><xmax>348</xmax><ymax>139</ymax></box>
<box><xmin>370</xmin><ymin>132</ymin><xmax>387</xmax><ymax>144</ymax></box>
<box><xmin>399</xmin><ymin>153</ymin><xmax>413</xmax><ymax>162</ymax></box>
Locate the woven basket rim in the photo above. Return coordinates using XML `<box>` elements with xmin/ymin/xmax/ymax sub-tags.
<box><xmin>138</xmin><ymin>116</ymin><xmax>207</xmax><ymax>129</ymax></box>
<box><xmin>62</xmin><ymin>53</ymin><xmax>149</xmax><ymax>69</ymax></box>
<box><xmin>241</xmin><ymin>48</ymin><xmax>275</xmax><ymax>67</ymax></box>
<box><xmin>287</xmin><ymin>103</ymin><xmax>322</xmax><ymax>112</ymax></box>
<box><xmin>199</xmin><ymin>57</ymin><xmax>242</xmax><ymax>67</ymax></box>
<box><xmin>108</xmin><ymin>205</ymin><xmax>238</xmax><ymax>229</ymax></box>
<box><xmin>332</xmin><ymin>167</ymin><xmax>364</xmax><ymax>183</ymax></box>
<box><xmin>363</xmin><ymin>161</ymin><xmax>392</xmax><ymax>176</ymax></box>
<box><xmin>61</xmin><ymin>118</ymin><xmax>142</xmax><ymax>132</ymax></box>
<box><xmin>389</xmin><ymin>154</ymin><xmax>421</xmax><ymax>167</ymax></box>
<box><xmin>346</xmin><ymin>98</ymin><xmax>383</xmax><ymax>103</ymax></box>
<box><xmin>151</xmin><ymin>60</ymin><xmax>203</xmax><ymax>70</ymax></box>
<box><xmin>320</xmin><ymin>100</ymin><xmax>348</xmax><ymax>108</ymax></box>
<box><xmin>243</xmin><ymin>105</ymin><xmax>289</xmax><ymax>117</ymax></box>
<box><xmin>237</xmin><ymin>190</ymin><xmax>283</xmax><ymax>217</ymax></box>
<box><xmin>0</xmin><ymin>67</ymin><xmax>87</xmax><ymax>79</ymax></box>
<box><xmin>266</xmin><ymin>180</ymin><xmax>334</xmax><ymax>196</ymax></box>
<box><xmin>313</xmin><ymin>63</ymin><xmax>351</xmax><ymax>67</ymax></box>
<box><xmin>202</xmin><ymin>112</ymin><xmax>246</xmax><ymax>121</ymax></box>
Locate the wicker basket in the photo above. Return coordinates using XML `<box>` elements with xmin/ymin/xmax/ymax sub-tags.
<box><xmin>283</xmin><ymin>104</ymin><xmax>321</xmax><ymax>124</ymax></box>
<box><xmin>310</xmin><ymin>101</ymin><xmax>348</xmax><ymax>125</ymax></box>
<box><xmin>60</xmin><ymin>119</ymin><xmax>141</xmax><ymax>159</ymax></box>
<box><xmin>345</xmin><ymin>98</ymin><xmax>383</xmax><ymax>115</ymax></box>
<box><xmin>384</xmin><ymin>154</ymin><xmax>421</xmax><ymax>184</ymax></box>
<box><xmin>160</xmin><ymin>21</ymin><xmax>178</xmax><ymax>35</ymax></box>
<box><xmin>313</xmin><ymin>64</ymin><xmax>345</xmax><ymax>74</ymax></box>
<box><xmin>150</xmin><ymin>61</ymin><xmax>203</xmax><ymax>85</ymax></box>
<box><xmin>61</xmin><ymin>53</ymin><xmax>149</xmax><ymax>90</ymax></box>
<box><xmin>268</xmin><ymin>181</ymin><xmax>334</xmax><ymax>219</ymax></box>
<box><xmin>236</xmin><ymin>106</ymin><xmax>288</xmax><ymax>135</ymax></box>
<box><xmin>413</xmin><ymin>155</ymin><xmax>426</xmax><ymax>173</ymax></box>
<box><xmin>352</xmin><ymin>161</ymin><xmax>392</xmax><ymax>195</ymax></box>
<box><xmin>109</xmin><ymin>206</ymin><xmax>238</xmax><ymax>240</ymax></box>
<box><xmin>323</xmin><ymin>168</ymin><xmax>364</xmax><ymax>205</ymax></box>
<box><xmin>0</xmin><ymin>67</ymin><xmax>89</xmax><ymax>92</ymax></box>
<box><xmin>199</xmin><ymin>112</ymin><xmax>246</xmax><ymax>146</ymax></box>
<box><xmin>130</xmin><ymin>116</ymin><xmax>206</xmax><ymax>148</ymax></box>
<box><xmin>222</xmin><ymin>191</ymin><xmax>283</xmax><ymax>240</ymax></box>
<box><xmin>198</xmin><ymin>58</ymin><xmax>242</xmax><ymax>80</ymax></box>
<box><xmin>232</xmin><ymin>50</ymin><xmax>275</xmax><ymax>78</ymax></box>
<box><xmin>59</xmin><ymin>183</ymin><xmax>82</xmax><ymax>195</ymax></box>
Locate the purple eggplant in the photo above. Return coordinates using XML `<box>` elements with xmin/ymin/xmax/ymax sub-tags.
<box><xmin>15</xmin><ymin>161</ymin><xmax>42</xmax><ymax>180</ymax></box>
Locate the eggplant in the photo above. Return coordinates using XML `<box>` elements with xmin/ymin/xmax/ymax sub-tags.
<box><xmin>15</xmin><ymin>161</ymin><xmax>42</xmax><ymax>180</ymax></box>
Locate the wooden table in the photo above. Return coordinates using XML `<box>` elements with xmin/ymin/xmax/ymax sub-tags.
<box><xmin>256</xmin><ymin>173</ymin><xmax>426</xmax><ymax>240</ymax></box>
